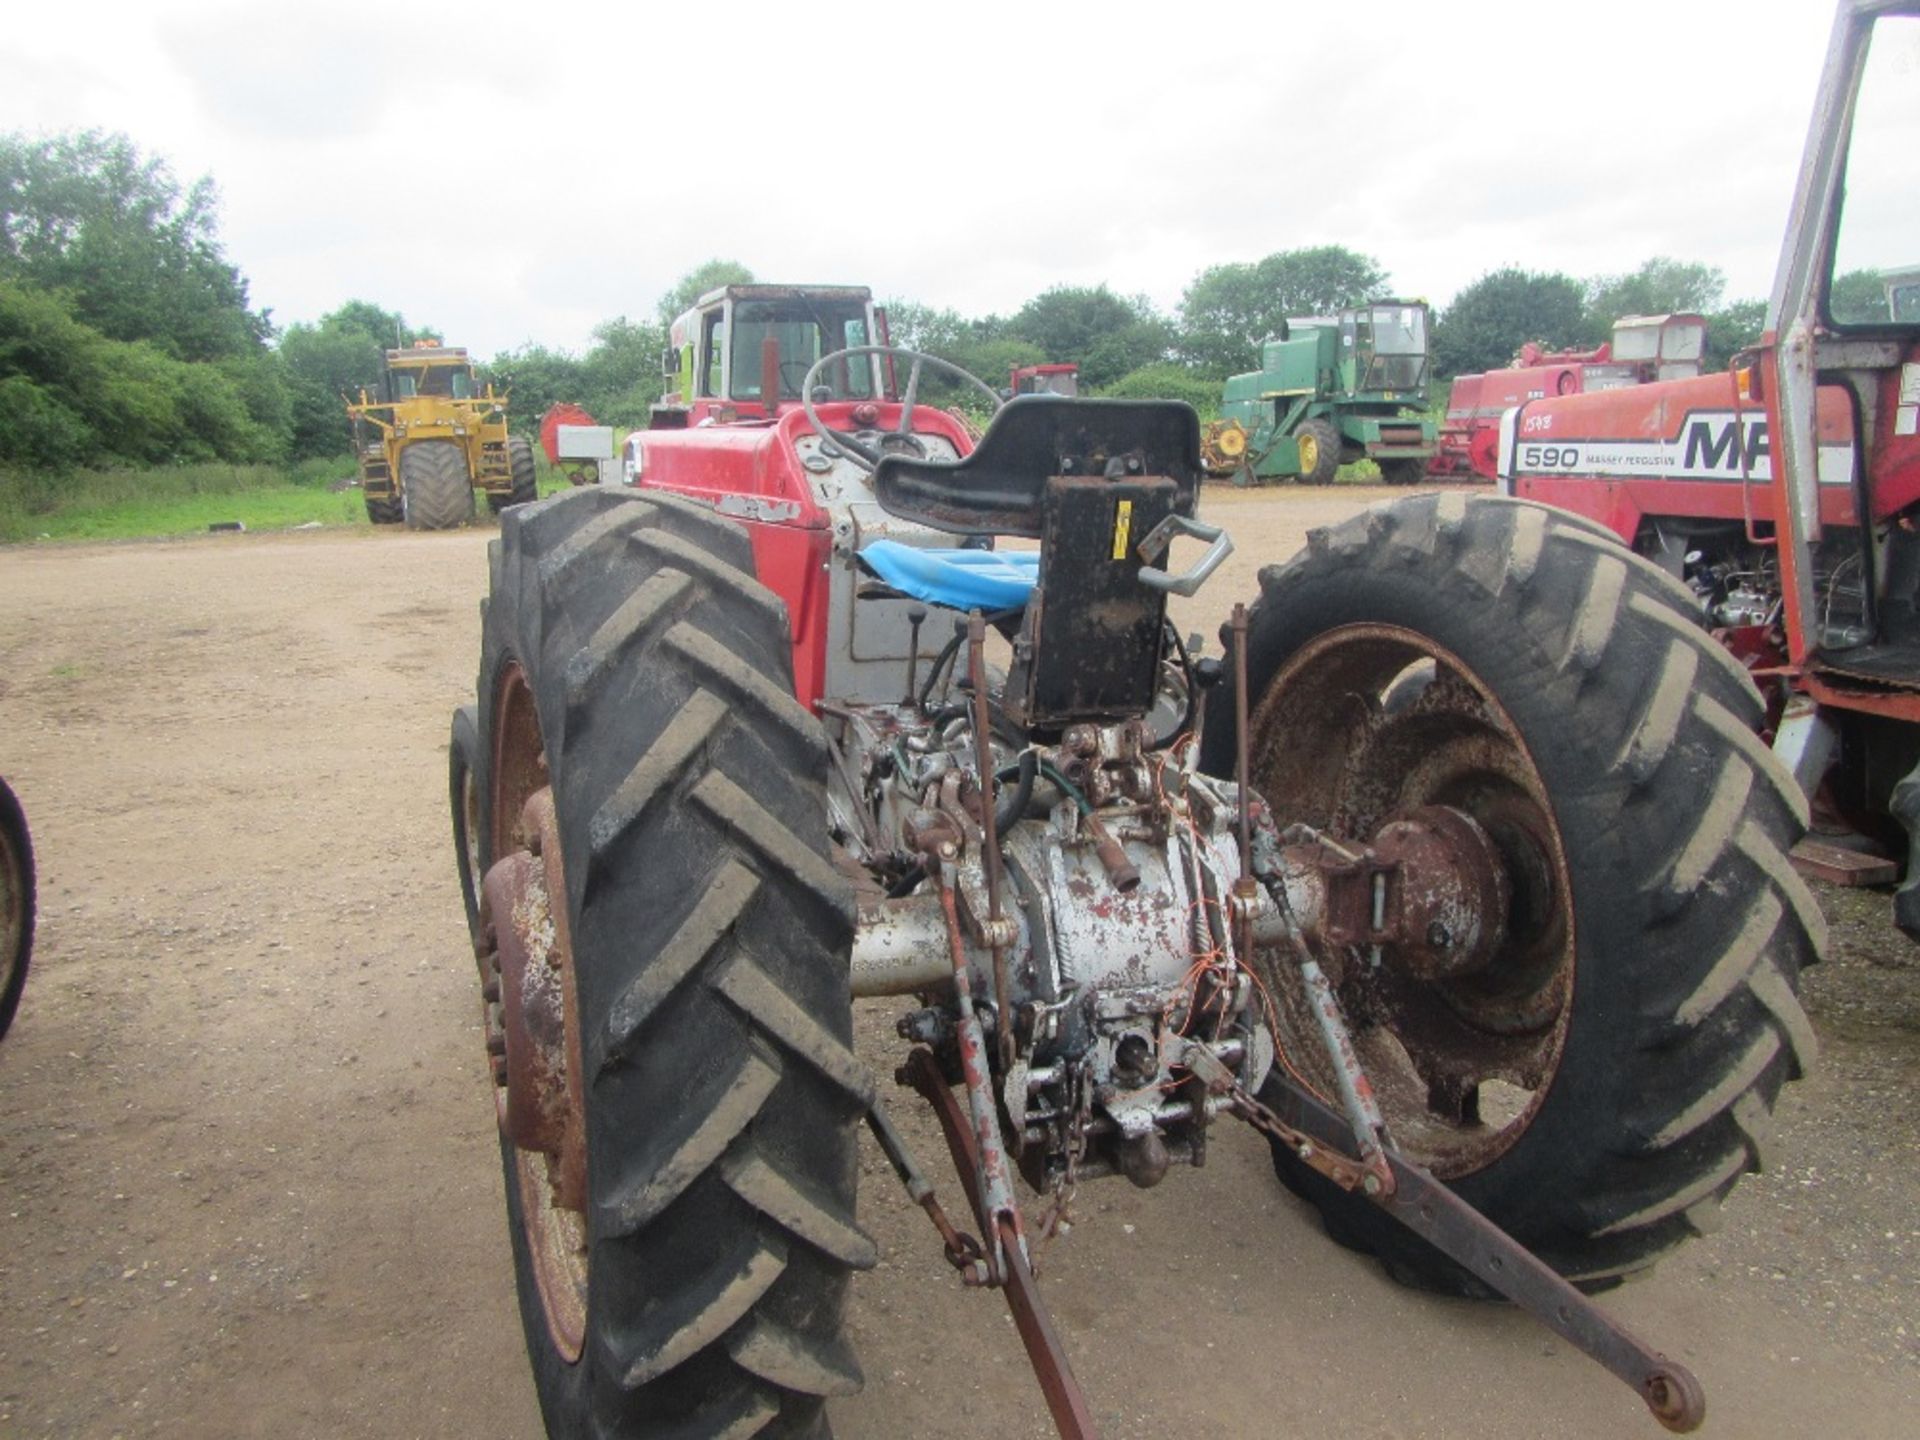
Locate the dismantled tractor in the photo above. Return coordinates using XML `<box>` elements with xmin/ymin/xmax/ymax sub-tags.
<box><xmin>448</xmin><ymin>281</ymin><xmax>1819</xmax><ymax>1437</ymax></box>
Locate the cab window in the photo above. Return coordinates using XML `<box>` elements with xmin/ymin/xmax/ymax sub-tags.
<box><xmin>728</xmin><ymin>301</ymin><xmax>875</xmax><ymax>401</ymax></box>
<box><xmin>1827</xmin><ymin>15</ymin><xmax>1918</xmax><ymax>327</ymax></box>
<box><xmin>701</xmin><ymin>310</ymin><xmax>725</xmax><ymax>397</ymax></box>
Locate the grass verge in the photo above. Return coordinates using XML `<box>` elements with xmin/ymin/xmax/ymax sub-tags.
<box><xmin>0</xmin><ymin>454</ymin><xmax>577</xmax><ymax>543</ymax></box>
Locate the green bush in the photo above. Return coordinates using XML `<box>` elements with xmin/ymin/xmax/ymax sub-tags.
<box><xmin>0</xmin><ymin>282</ymin><xmax>288</xmax><ymax>468</ymax></box>
<box><xmin>0</xmin><ymin>375</ymin><xmax>93</xmax><ymax>470</ymax></box>
<box><xmin>1098</xmin><ymin>362</ymin><xmax>1221</xmax><ymax>421</ymax></box>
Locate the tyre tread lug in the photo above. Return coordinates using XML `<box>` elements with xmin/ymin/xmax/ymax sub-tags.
<box><xmin>689</xmin><ymin>772</ymin><xmax>855</xmax><ymax>926</ymax></box>
<box><xmin>722</xmin><ymin>1146</ymin><xmax>880</xmax><ymax>1270</ymax></box>
<box><xmin>587</xmin><ymin>689</ymin><xmax>729</xmax><ymax>868</ymax></box>
<box><xmin>601</xmin><ymin>860</ymin><xmax>758</xmax><ymax>1062</ymax></box>
<box><xmin>725</xmin><ymin>1314</ymin><xmax>864</xmax><ymax>1397</ymax></box>
<box><xmin>712</xmin><ymin>952</ymin><xmax>876</xmax><ymax>1108</ymax></box>
<box><xmin>597</xmin><ymin>1047</ymin><xmax>781</xmax><ymax>1237</ymax></box>
<box><xmin>606</xmin><ymin>1237</ymin><xmax>788</xmax><ymax>1389</ymax></box>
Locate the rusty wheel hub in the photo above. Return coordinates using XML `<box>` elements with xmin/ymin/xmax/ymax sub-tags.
<box><xmin>482</xmin><ymin>665</ymin><xmax>589</xmax><ymax>1361</ymax></box>
<box><xmin>1249</xmin><ymin>624</ymin><xmax>1575</xmax><ymax>1178</ymax></box>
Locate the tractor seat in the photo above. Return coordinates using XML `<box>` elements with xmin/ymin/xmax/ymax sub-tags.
<box><xmin>856</xmin><ymin>540</ymin><xmax>1038</xmax><ymax>612</ymax></box>
<box><xmin>871</xmin><ymin>395</ymin><xmax>1204</xmax><ymax>538</ymax></box>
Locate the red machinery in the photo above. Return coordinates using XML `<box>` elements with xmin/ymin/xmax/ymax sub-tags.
<box><xmin>1503</xmin><ymin>0</ymin><xmax>1920</xmax><ymax>927</ymax></box>
<box><xmin>536</xmin><ymin>401</ymin><xmax>607</xmax><ymax>485</ymax></box>
<box><xmin>537</xmin><ymin>402</ymin><xmax>598</xmax><ymax>467</ymax></box>
<box><xmin>1429</xmin><ymin>314</ymin><xmax>1707</xmax><ymax>480</ymax></box>
<box><xmin>1010</xmin><ymin>361</ymin><xmax>1080</xmax><ymax>397</ymax></box>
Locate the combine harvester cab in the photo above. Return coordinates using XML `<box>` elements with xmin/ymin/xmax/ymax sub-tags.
<box><xmin>1503</xmin><ymin>0</ymin><xmax>1920</xmax><ymax>929</ymax></box>
<box><xmin>1429</xmin><ymin>314</ymin><xmax>1706</xmax><ymax>481</ymax></box>
<box><xmin>1211</xmin><ymin>300</ymin><xmax>1437</xmax><ymax>485</ymax></box>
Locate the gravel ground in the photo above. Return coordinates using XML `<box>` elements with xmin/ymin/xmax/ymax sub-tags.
<box><xmin>0</xmin><ymin>487</ymin><xmax>1913</xmax><ymax>1439</ymax></box>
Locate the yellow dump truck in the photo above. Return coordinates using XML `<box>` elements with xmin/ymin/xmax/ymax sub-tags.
<box><xmin>345</xmin><ymin>340</ymin><xmax>536</xmax><ymax>528</ymax></box>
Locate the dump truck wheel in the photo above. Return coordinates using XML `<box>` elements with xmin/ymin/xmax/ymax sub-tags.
<box><xmin>1295</xmin><ymin>418</ymin><xmax>1342</xmax><ymax>484</ymax></box>
<box><xmin>364</xmin><ymin>494</ymin><xmax>403</xmax><ymax>525</ymax></box>
<box><xmin>490</xmin><ymin>437</ymin><xmax>539</xmax><ymax>514</ymax></box>
<box><xmin>401</xmin><ymin>440</ymin><xmax>474</xmax><ymax>530</ymax></box>
<box><xmin>449</xmin><ymin>705</ymin><xmax>483</xmax><ymax>948</ymax></box>
<box><xmin>0</xmin><ymin>778</ymin><xmax>35</xmax><ymax>1042</ymax></box>
<box><xmin>1204</xmin><ymin>493</ymin><xmax>1821</xmax><ymax>1293</ymax></box>
<box><xmin>472</xmin><ymin>486</ymin><xmax>868</xmax><ymax>1437</ymax></box>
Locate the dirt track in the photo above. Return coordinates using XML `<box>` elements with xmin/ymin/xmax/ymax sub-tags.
<box><xmin>0</xmin><ymin>487</ymin><xmax>1914</xmax><ymax>1439</ymax></box>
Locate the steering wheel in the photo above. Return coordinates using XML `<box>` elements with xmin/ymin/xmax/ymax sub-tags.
<box><xmin>800</xmin><ymin>345</ymin><xmax>1005</xmax><ymax>472</ymax></box>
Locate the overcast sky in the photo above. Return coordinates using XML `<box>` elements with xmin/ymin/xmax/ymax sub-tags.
<box><xmin>0</xmin><ymin>0</ymin><xmax>1885</xmax><ymax>357</ymax></box>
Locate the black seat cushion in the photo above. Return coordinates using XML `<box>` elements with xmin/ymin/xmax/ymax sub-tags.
<box><xmin>871</xmin><ymin>396</ymin><xmax>1203</xmax><ymax>538</ymax></box>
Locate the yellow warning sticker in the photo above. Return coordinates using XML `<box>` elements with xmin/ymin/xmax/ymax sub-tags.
<box><xmin>1112</xmin><ymin>499</ymin><xmax>1133</xmax><ymax>560</ymax></box>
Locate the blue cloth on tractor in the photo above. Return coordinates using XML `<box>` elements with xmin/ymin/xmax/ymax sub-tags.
<box><xmin>857</xmin><ymin>540</ymin><xmax>1038</xmax><ymax>612</ymax></box>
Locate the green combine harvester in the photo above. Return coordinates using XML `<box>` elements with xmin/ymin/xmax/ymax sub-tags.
<box><xmin>1208</xmin><ymin>300</ymin><xmax>1437</xmax><ymax>485</ymax></box>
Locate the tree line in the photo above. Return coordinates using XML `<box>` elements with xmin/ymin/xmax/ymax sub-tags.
<box><xmin>0</xmin><ymin>129</ymin><xmax>1826</xmax><ymax>476</ymax></box>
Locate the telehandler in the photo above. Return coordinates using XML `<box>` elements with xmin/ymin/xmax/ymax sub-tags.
<box><xmin>346</xmin><ymin>340</ymin><xmax>536</xmax><ymax>528</ymax></box>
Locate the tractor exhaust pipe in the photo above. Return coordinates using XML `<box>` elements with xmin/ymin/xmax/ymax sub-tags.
<box><xmin>761</xmin><ymin>335</ymin><xmax>782</xmax><ymax>413</ymax></box>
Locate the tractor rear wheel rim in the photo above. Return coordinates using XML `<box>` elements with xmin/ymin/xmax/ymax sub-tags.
<box><xmin>460</xmin><ymin>763</ymin><xmax>483</xmax><ymax>912</ymax></box>
<box><xmin>1298</xmin><ymin>432</ymin><xmax>1319</xmax><ymax>474</ymax></box>
<box><xmin>488</xmin><ymin>663</ymin><xmax>590</xmax><ymax>1361</ymax></box>
<box><xmin>1250</xmin><ymin>623</ymin><xmax>1574</xmax><ymax>1178</ymax></box>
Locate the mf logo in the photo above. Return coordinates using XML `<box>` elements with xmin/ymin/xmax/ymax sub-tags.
<box><xmin>1682</xmin><ymin>413</ymin><xmax>1769</xmax><ymax>473</ymax></box>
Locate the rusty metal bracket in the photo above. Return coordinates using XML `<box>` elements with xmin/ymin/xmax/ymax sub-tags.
<box><xmin>966</xmin><ymin>610</ymin><xmax>1017</xmax><ymax>1073</ymax></box>
<box><xmin>864</xmin><ymin>1096</ymin><xmax>989</xmax><ymax>1286</ymax></box>
<box><xmin>1238</xmin><ymin>1075</ymin><xmax>1707</xmax><ymax>1434</ymax></box>
<box><xmin>901</xmin><ymin>1047</ymin><xmax>1100</xmax><ymax>1440</ymax></box>
<box><xmin>1293</xmin><ymin>951</ymin><xmax>1394</xmax><ymax>1193</ymax></box>
<box><xmin>932</xmin><ymin>875</ymin><xmax>1024</xmax><ymax>1280</ymax></box>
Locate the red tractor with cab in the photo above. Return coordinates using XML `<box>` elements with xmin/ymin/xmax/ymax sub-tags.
<box><xmin>446</xmin><ymin>277</ymin><xmax>1817</xmax><ymax>1437</ymax></box>
<box><xmin>1503</xmin><ymin>0</ymin><xmax>1920</xmax><ymax>932</ymax></box>
<box><xmin>1010</xmin><ymin>361</ymin><xmax>1080</xmax><ymax>398</ymax></box>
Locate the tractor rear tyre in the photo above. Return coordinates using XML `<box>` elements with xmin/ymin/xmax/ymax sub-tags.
<box><xmin>473</xmin><ymin>487</ymin><xmax>869</xmax><ymax>1437</ymax></box>
<box><xmin>365</xmin><ymin>494</ymin><xmax>404</xmax><ymax>525</ymax></box>
<box><xmin>401</xmin><ymin>440</ymin><xmax>475</xmax><ymax>530</ymax></box>
<box><xmin>1295</xmin><ymin>418</ymin><xmax>1342</xmax><ymax>485</ymax></box>
<box><xmin>1205</xmin><ymin>493</ymin><xmax>1821</xmax><ymax>1293</ymax></box>
<box><xmin>489</xmin><ymin>436</ymin><xmax>539</xmax><ymax>515</ymax></box>
<box><xmin>1378</xmin><ymin>458</ymin><xmax>1425</xmax><ymax>486</ymax></box>
<box><xmin>449</xmin><ymin>705</ymin><xmax>482</xmax><ymax>947</ymax></box>
<box><xmin>0</xmin><ymin>777</ymin><xmax>35</xmax><ymax>1042</ymax></box>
